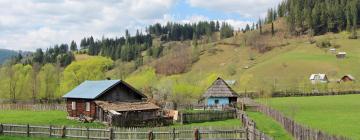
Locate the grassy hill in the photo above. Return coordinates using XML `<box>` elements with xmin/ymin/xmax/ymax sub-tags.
<box><xmin>116</xmin><ymin>19</ymin><xmax>360</xmax><ymax>101</ymax></box>
<box><xmin>0</xmin><ymin>49</ymin><xmax>17</xmax><ymax>64</ymax></box>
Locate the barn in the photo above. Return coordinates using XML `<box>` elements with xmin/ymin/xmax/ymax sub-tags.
<box><xmin>338</xmin><ymin>75</ymin><xmax>355</xmax><ymax>83</ymax></box>
<box><xmin>202</xmin><ymin>77</ymin><xmax>239</xmax><ymax>108</ymax></box>
<box><xmin>63</xmin><ymin>80</ymin><xmax>170</xmax><ymax>127</ymax></box>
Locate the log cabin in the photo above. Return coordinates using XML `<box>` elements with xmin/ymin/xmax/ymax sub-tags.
<box><xmin>63</xmin><ymin>80</ymin><xmax>169</xmax><ymax>126</ymax></box>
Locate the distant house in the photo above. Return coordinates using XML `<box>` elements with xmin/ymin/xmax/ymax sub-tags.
<box><xmin>309</xmin><ymin>74</ymin><xmax>329</xmax><ymax>84</ymax></box>
<box><xmin>338</xmin><ymin>75</ymin><xmax>355</xmax><ymax>83</ymax></box>
<box><xmin>329</xmin><ymin>48</ymin><xmax>336</xmax><ymax>53</ymax></box>
<box><xmin>336</xmin><ymin>52</ymin><xmax>346</xmax><ymax>59</ymax></box>
<box><xmin>202</xmin><ymin>77</ymin><xmax>239</xmax><ymax>107</ymax></box>
<box><xmin>63</xmin><ymin>80</ymin><xmax>169</xmax><ymax>127</ymax></box>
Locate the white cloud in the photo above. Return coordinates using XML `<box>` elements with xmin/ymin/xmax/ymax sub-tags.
<box><xmin>0</xmin><ymin>0</ymin><xmax>176</xmax><ymax>51</ymax></box>
<box><xmin>0</xmin><ymin>0</ymin><xmax>270</xmax><ymax>51</ymax></box>
<box><xmin>187</xmin><ymin>0</ymin><xmax>282</xmax><ymax>18</ymax></box>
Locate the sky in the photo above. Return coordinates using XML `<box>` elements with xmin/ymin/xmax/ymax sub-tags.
<box><xmin>0</xmin><ymin>0</ymin><xmax>282</xmax><ymax>51</ymax></box>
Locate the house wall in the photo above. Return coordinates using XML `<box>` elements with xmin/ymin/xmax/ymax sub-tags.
<box><xmin>66</xmin><ymin>99</ymin><xmax>96</xmax><ymax>118</ymax></box>
<box><xmin>98</xmin><ymin>83</ymin><xmax>144</xmax><ymax>102</ymax></box>
<box><xmin>206</xmin><ymin>97</ymin><xmax>230</xmax><ymax>106</ymax></box>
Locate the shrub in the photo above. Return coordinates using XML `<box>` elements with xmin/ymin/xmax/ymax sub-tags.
<box><xmin>316</xmin><ymin>40</ymin><xmax>331</xmax><ymax>48</ymax></box>
<box><xmin>155</xmin><ymin>46</ymin><xmax>192</xmax><ymax>75</ymax></box>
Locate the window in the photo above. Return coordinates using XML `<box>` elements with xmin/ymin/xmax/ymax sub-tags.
<box><xmin>86</xmin><ymin>102</ymin><xmax>90</xmax><ymax>112</ymax></box>
<box><xmin>214</xmin><ymin>99</ymin><xmax>219</xmax><ymax>104</ymax></box>
<box><xmin>71</xmin><ymin>102</ymin><xmax>76</xmax><ymax>110</ymax></box>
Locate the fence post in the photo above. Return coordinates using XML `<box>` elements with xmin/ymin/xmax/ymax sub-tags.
<box><xmin>109</xmin><ymin>127</ymin><xmax>114</xmax><ymax>140</ymax></box>
<box><xmin>252</xmin><ymin>122</ymin><xmax>256</xmax><ymax>140</ymax></box>
<box><xmin>0</xmin><ymin>124</ymin><xmax>3</xmax><ymax>135</ymax></box>
<box><xmin>49</xmin><ymin>125</ymin><xmax>52</xmax><ymax>137</ymax></box>
<box><xmin>245</xmin><ymin>127</ymin><xmax>249</xmax><ymax>140</ymax></box>
<box><xmin>194</xmin><ymin>128</ymin><xmax>200</xmax><ymax>140</ymax></box>
<box><xmin>180</xmin><ymin>112</ymin><xmax>184</xmax><ymax>124</ymax></box>
<box><xmin>148</xmin><ymin>130</ymin><xmax>154</xmax><ymax>140</ymax></box>
<box><xmin>172</xmin><ymin>128</ymin><xmax>176</xmax><ymax>140</ymax></box>
<box><xmin>27</xmin><ymin>124</ymin><xmax>30</xmax><ymax>137</ymax></box>
<box><xmin>61</xmin><ymin>126</ymin><xmax>66</xmax><ymax>138</ymax></box>
<box><xmin>86</xmin><ymin>127</ymin><xmax>90</xmax><ymax>139</ymax></box>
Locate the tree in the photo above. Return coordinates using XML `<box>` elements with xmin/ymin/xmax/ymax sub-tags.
<box><xmin>70</xmin><ymin>40</ymin><xmax>78</xmax><ymax>51</ymax></box>
<box><xmin>271</xmin><ymin>22</ymin><xmax>275</xmax><ymax>36</ymax></box>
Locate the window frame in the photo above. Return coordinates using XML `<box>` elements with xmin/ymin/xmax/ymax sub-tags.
<box><xmin>71</xmin><ymin>101</ymin><xmax>76</xmax><ymax>110</ymax></box>
<box><xmin>85</xmin><ymin>102</ymin><xmax>90</xmax><ymax>112</ymax></box>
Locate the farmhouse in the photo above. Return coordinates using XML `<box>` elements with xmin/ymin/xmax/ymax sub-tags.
<box><xmin>338</xmin><ymin>75</ymin><xmax>355</xmax><ymax>83</ymax></box>
<box><xmin>63</xmin><ymin>80</ymin><xmax>169</xmax><ymax>127</ymax></box>
<box><xmin>202</xmin><ymin>77</ymin><xmax>239</xmax><ymax>107</ymax></box>
<box><xmin>336</xmin><ymin>52</ymin><xmax>346</xmax><ymax>59</ymax></box>
<box><xmin>309</xmin><ymin>74</ymin><xmax>329</xmax><ymax>84</ymax></box>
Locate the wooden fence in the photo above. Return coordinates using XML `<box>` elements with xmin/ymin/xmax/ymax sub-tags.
<box><xmin>0</xmin><ymin>104</ymin><xmax>66</xmax><ymax>111</ymax></box>
<box><xmin>179</xmin><ymin>110</ymin><xmax>237</xmax><ymax>124</ymax></box>
<box><xmin>0</xmin><ymin>124</ymin><xmax>249</xmax><ymax>140</ymax></box>
<box><xmin>237</xmin><ymin>111</ymin><xmax>273</xmax><ymax>140</ymax></box>
<box><xmin>257</xmin><ymin>105</ymin><xmax>349</xmax><ymax>140</ymax></box>
<box><xmin>239</xmin><ymin>90</ymin><xmax>360</xmax><ymax>98</ymax></box>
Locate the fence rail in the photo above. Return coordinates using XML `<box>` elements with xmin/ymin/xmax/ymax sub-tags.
<box><xmin>257</xmin><ymin>105</ymin><xmax>349</xmax><ymax>140</ymax></box>
<box><xmin>0</xmin><ymin>123</ymin><xmax>249</xmax><ymax>140</ymax></box>
<box><xmin>239</xmin><ymin>90</ymin><xmax>360</xmax><ymax>98</ymax></box>
<box><xmin>0</xmin><ymin>104</ymin><xmax>66</xmax><ymax>111</ymax></box>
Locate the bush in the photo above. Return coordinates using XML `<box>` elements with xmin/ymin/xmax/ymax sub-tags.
<box><xmin>316</xmin><ymin>40</ymin><xmax>331</xmax><ymax>48</ymax></box>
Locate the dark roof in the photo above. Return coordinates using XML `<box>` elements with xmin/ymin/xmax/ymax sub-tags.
<box><xmin>95</xmin><ymin>101</ymin><xmax>160</xmax><ymax>112</ymax></box>
<box><xmin>62</xmin><ymin>80</ymin><xmax>146</xmax><ymax>99</ymax></box>
<box><xmin>203</xmin><ymin>77</ymin><xmax>239</xmax><ymax>98</ymax></box>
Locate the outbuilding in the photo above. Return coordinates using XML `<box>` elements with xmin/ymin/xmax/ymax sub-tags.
<box><xmin>202</xmin><ymin>77</ymin><xmax>239</xmax><ymax>107</ymax></box>
<box><xmin>338</xmin><ymin>75</ymin><xmax>355</xmax><ymax>83</ymax></box>
<box><xmin>309</xmin><ymin>74</ymin><xmax>329</xmax><ymax>84</ymax></box>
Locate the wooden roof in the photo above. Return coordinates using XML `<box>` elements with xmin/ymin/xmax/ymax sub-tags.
<box><xmin>95</xmin><ymin>101</ymin><xmax>160</xmax><ymax>112</ymax></box>
<box><xmin>203</xmin><ymin>77</ymin><xmax>239</xmax><ymax>98</ymax></box>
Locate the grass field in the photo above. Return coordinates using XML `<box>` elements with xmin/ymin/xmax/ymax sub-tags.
<box><xmin>0</xmin><ymin>110</ymin><xmax>103</xmax><ymax>127</ymax></box>
<box><xmin>247</xmin><ymin>112</ymin><xmax>293</xmax><ymax>140</ymax></box>
<box><xmin>0</xmin><ymin>136</ymin><xmax>74</xmax><ymax>140</ymax></box>
<box><xmin>258</xmin><ymin>94</ymin><xmax>360</xmax><ymax>139</ymax></box>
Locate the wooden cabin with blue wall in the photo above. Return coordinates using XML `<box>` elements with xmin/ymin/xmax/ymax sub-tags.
<box><xmin>202</xmin><ymin>77</ymin><xmax>239</xmax><ymax>107</ymax></box>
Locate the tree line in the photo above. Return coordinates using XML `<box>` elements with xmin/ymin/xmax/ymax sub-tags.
<box><xmin>264</xmin><ymin>0</ymin><xmax>359</xmax><ymax>37</ymax></box>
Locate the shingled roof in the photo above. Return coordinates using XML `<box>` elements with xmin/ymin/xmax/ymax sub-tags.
<box><xmin>95</xmin><ymin>101</ymin><xmax>160</xmax><ymax>112</ymax></box>
<box><xmin>203</xmin><ymin>77</ymin><xmax>239</xmax><ymax>98</ymax></box>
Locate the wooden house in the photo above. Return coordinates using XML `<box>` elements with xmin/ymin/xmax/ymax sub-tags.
<box><xmin>202</xmin><ymin>77</ymin><xmax>239</xmax><ymax>107</ymax></box>
<box><xmin>338</xmin><ymin>75</ymin><xmax>355</xmax><ymax>83</ymax></box>
<box><xmin>63</xmin><ymin>80</ymin><xmax>169</xmax><ymax>127</ymax></box>
<box><xmin>309</xmin><ymin>74</ymin><xmax>329</xmax><ymax>84</ymax></box>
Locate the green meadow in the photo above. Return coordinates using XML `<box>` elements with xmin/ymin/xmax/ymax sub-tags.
<box><xmin>258</xmin><ymin>94</ymin><xmax>360</xmax><ymax>139</ymax></box>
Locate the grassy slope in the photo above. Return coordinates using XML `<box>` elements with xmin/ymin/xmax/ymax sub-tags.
<box><xmin>258</xmin><ymin>94</ymin><xmax>360</xmax><ymax>139</ymax></box>
<box><xmin>247</xmin><ymin>112</ymin><xmax>293</xmax><ymax>140</ymax></box>
<box><xmin>0</xmin><ymin>110</ymin><xmax>103</xmax><ymax>127</ymax></box>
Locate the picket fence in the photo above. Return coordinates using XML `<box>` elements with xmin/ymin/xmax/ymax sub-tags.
<box><xmin>257</xmin><ymin>105</ymin><xmax>350</xmax><ymax>140</ymax></box>
<box><xmin>237</xmin><ymin>111</ymin><xmax>273</xmax><ymax>140</ymax></box>
<box><xmin>0</xmin><ymin>124</ymin><xmax>249</xmax><ymax>140</ymax></box>
<box><xmin>0</xmin><ymin>104</ymin><xmax>65</xmax><ymax>111</ymax></box>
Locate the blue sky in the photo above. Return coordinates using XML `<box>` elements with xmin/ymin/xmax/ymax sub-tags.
<box><xmin>0</xmin><ymin>0</ymin><xmax>281</xmax><ymax>51</ymax></box>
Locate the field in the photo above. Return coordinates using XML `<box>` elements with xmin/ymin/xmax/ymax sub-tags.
<box><xmin>247</xmin><ymin>112</ymin><xmax>293</xmax><ymax>140</ymax></box>
<box><xmin>258</xmin><ymin>94</ymin><xmax>360</xmax><ymax>139</ymax></box>
<box><xmin>0</xmin><ymin>110</ymin><xmax>103</xmax><ymax>127</ymax></box>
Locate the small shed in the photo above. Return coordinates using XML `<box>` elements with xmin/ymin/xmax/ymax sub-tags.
<box><xmin>203</xmin><ymin>77</ymin><xmax>239</xmax><ymax>107</ymax></box>
<box><xmin>224</xmin><ymin>80</ymin><xmax>237</xmax><ymax>86</ymax></box>
<box><xmin>336</xmin><ymin>52</ymin><xmax>346</xmax><ymax>59</ymax></box>
<box><xmin>338</xmin><ymin>75</ymin><xmax>355</xmax><ymax>83</ymax></box>
<box><xmin>309</xmin><ymin>74</ymin><xmax>329</xmax><ymax>84</ymax></box>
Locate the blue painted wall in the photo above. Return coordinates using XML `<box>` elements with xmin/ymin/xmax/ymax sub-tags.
<box><xmin>206</xmin><ymin>97</ymin><xmax>229</xmax><ymax>106</ymax></box>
